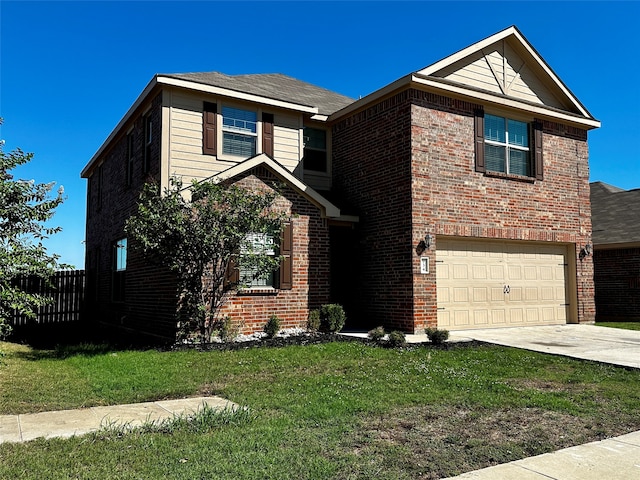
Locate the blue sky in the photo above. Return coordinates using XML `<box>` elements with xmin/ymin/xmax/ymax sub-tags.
<box><xmin>1</xmin><ymin>1</ymin><xmax>639</xmax><ymax>267</ymax></box>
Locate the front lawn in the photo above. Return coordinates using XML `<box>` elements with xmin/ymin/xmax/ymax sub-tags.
<box><xmin>596</xmin><ymin>321</ymin><xmax>640</xmax><ymax>331</ymax></box>
<box><xmin>1</xmin><ymin>340</ymin><xmax>640</xmax><ymax>479</ymax></box>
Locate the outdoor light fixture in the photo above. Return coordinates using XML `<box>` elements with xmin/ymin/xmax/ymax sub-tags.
<box><xmin>424</xmin><ymin>233</ymin><xmax>434</xmax><ymax>250</ymax></box>
<box><xmin>579</xmin><ymin>243</ymin><xmax>593</xmax><ymax>259</ymax></box>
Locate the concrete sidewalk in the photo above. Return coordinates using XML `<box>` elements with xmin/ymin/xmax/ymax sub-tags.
<box><xmin>0</xmin><ymin>396</ymin><xmax>236</xmax><ymax>444</ymax></box>
<box><xmin>444</xmin><ymin>430</ymin><xmax>640</xmax><ymax>479</ymax></box>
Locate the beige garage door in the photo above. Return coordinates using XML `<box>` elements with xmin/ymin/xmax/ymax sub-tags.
<box><xmin>436</xmin><ymin>238</ymin><xmax>568</xmax><ymax>330</ymax></box>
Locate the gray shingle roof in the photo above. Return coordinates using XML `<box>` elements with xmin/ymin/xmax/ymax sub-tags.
<box><xmin>590</xmin><ymin>182</ymin><xmax>640</xmax><ymax>246</ymax></box>
<box><xmin>163</xmin><ymin>72</ymin><xmax>354</xmax><ymax>116</ymax></box>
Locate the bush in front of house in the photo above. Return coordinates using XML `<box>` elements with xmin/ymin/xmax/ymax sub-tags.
<box><xmin>318</xmin><ymin>304</ymin><xmax>346</xmax><ymax>333</ymax></box>
<box><xmin>425</xmin><ymin>326</ymin><xmax>450</xmax><ymax>345</ymax></box>
<box><xmin>387</xmin><ymin>330</ymin><xmax>406</xmax><ymax>347</ymax></box>
<box><xmin>368</xmin><ymin>326</ymin><xmax>386</xmax><ymax>342</ymax></box>
<box><xmin>307</xmin><ymin>309</ymin><xmax>321</xmax><ymax>332</ymax></box>
<box><xmin>264</xmin><ymin>315</ymin><xmax>281</xmax><ymax>338</ymax></box>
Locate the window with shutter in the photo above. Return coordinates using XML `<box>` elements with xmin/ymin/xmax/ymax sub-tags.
<box><xmin>475</xmin><ymin>111</ymin><xmax>543</xmax><ymax>180</ymax></box>
<box><xmin>222</xmin><ymin>106</ymin><xmax>257</xmax><ymax>157</ymax></box>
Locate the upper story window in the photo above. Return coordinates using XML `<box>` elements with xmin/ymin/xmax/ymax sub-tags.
<box><xmin>222</xmin><ymin>106</ymin><xmax>257</xmax><ymax>157</ymax></box>
<box><xmin>303</xmin><ymin>127</ymin><xmax>327</xmax><ymax>173</ymax></box>
<box><xmin>484</xmin><ymin>114</ymin><xmax>530</xmax><ymax>176</ymax></box>
<box><xmin>475</xmin><ymin>110</ymin><xmax>543</xmax><ymax>181</ymax></box>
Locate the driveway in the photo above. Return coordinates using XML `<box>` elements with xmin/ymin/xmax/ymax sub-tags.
<box><xmin>448</xmin><ymin>324</ymin><xmax>640</xmax><ymax>369</ymax></box>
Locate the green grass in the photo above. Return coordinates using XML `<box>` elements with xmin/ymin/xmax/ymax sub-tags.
<box><xmin>1</xmin><ymin>340</ymin><xmax>640</xmax><ymax>479</ymax></box>
<box><xmin>596</xmin><ymin>321</ymin><xmax>640</xmax><ymax>331</ymax></box>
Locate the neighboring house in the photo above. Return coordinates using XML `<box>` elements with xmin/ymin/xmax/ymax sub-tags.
<box><xmin>82</xmin><ymin>26</ymin><xmax>600</xmax><ymax>342</ymax></box>
<box><xmin>590</xmin><ymin>182</ymin><xmax>640</xmax><ymax>321</ymax></box>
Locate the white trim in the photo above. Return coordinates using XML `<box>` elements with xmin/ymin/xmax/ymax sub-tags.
<box><xmin>158</xmin><ymin>77</ymin><xmax>319</xmax><ymax>114</ymax></box>
<box><xmin>212</xmin><ymin>154</ymin><xmax>344</xmax><ymax>219</ymax></box>
<box><xmin>417</xmin><ymin>26</ymin><xmax>595</xmax><ymax>121</ymax></box>
<box><xmin>411</xmin><ymin>75</ymin><xmax>601</xmax><ymax>129</ymax></box>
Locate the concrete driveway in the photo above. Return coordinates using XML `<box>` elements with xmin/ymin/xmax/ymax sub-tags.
<box><xmin>448</xmin><ymin>324</ymin><xmax>640</xmax><ymax>369</ymax></box>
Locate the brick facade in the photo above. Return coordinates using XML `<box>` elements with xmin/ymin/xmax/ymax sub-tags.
<box><xmin>85</xmin><ymin>92</ymin><xmax>179</xmax><ymax>341</ymax></box>
<box><xmin>594</xmin><ymin>248</ymin><xmax>640</xmax><ymax>321</ymax></box>
<box><xmin>217</xmin><ymin>167</ymin><xmax>331</xmax><ymax>334</ymax></box>
<box><xmin>333</xmin><ymin>88</ymin><xmax>595</xmax><ymax>333</ymax></box>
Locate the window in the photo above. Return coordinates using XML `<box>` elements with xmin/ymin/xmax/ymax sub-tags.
<box><xmin>239</xmin><ymin>233</ymin><xmax>276</xmax><ymax>288</ymax></box>
<box><xmin>143</xmin><ymin>114</ymin><xmax>152</xmax><ymax>173</ymax></box>
<box><xmin>226</xmin><ymin>221</ymin><xmax>293</xmax><ymax>291</ymax></box>
<box><xmin>475</xmin><ymin>111</ymin><xmax>543</xmax><ymax>180</ymax></box>
<box><xmin>222</xmin><ymin>106</ymin><xmax>257</xmax><ymax>157</ymax></box>
<box><xmin>126</xmin><ymin>132</ymin><xmax>134</xmax><ymax>186</ymax></box>
<box><xmin>484</xmin><ymin>114</ymin><xmax>530</xmax><ymax>176</ymax></box>
<box><xmin>303</xmin><ymin>127</ymin><xmax>327</xmax><ymax>172</ymax></box>
<box><xmin>112</xmin><ymin>238</ymin><xmax>127</xmax><ymax>302</ymax></box>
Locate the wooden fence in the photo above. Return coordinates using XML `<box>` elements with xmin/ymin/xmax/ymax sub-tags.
<box><xmin>8</xmin><ymin>270</ymin><xmax>85</xmax><ymax>326</ymax></box>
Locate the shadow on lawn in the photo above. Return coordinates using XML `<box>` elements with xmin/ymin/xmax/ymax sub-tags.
<box><xmin>7</xmin><ymin>322</ymin><xmax>160</xmax><ymax>359</ymax></box>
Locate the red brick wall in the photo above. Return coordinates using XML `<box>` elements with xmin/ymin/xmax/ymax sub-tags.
<box><xmin>594</xmin><ymin>248</ymin><xmax>640</xmax><ymax>321</ymax></box>
<box><xmin>410</xmin><ymin>90</ymin><xmax>595</xmax><ymax>330</ymax></box>
<box><xmin>84</xmin><ymin>92</ymin><xmax>179</xmax><ymax>342</ymax></box>
<box><xmin>332</xmin><ymin>91</ymin><xmax>415</xmax><ymax>331</ymax></box>
<box><xmin>332</xmin><ymin>88</ymin><xmax>595</xmax><ymax>333</ymax></box>
<box><xmin>218</xmin><ymin>167</ymin><xmax>331</xmax><ymax>334</ymax></box>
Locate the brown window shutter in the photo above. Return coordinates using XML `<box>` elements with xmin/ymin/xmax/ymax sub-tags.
<box><xmin>224</xmin><ymin>255</ymin><xmax>239</xmax><ymax>289</ymax></box>
<box><xmin>262</xmin><ymin>113</ymin><xmax>274</xmax><ymax>157</ymax></box>
<box><xmin>279</xmin><ymin>221</ymin><xmax>293</xmax><ymax>290</ymax></box>
<box><xmin>533</xmin><ymin>120</ymin><xmax>543</xmax><ymax>180</ymax></box>
<box><xmin>474</xmin><ymin>109</ymin><xmax>485</xmax><ymax>173</ymax></box>
<box><xmin>203</xmin><ymin>102</ymin><xmax>217</xmax><ymax>155</ymax></box>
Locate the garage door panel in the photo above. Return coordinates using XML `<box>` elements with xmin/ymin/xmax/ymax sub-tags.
<box><xmin>437</xmin><ymin>239</ymin><xmax>569</xmax><ymax>330</ymax></box>
<box><xmin>473</xmin><ymin>287</ymin><xmax>487</xmax><ymax>302</ymax></box>
<box><xmin>473</xmin><ymin>310</ymin><xmax>489</xmax><ymax>326</ymax></box>
<box><xmin>453</xmin><ymin>264</ymin><xmax>469</xmax><ymax>279</ymax></box>
<box><xmin>453</xmin><ymin>311</ymin><xmax>470</xmax><ymax>327</ymax></box>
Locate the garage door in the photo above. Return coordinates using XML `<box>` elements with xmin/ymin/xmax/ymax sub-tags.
<box><xmin>436</xmin><ymin>238</ymin><xmax>569</xmax><ymax>330</ymax></box>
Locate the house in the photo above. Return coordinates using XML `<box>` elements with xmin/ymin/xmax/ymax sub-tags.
<box><xmin>590</xmin><ymin>182</ymin><xmax>640</xmax><ymax>321</ymax></box>
<box><xmin>82</xmin><ymin>26</ymin><xmax>600</xmax><ymax>342</ymax></box>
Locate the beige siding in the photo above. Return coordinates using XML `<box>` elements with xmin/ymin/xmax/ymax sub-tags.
<box><xmin>167</xmin><ymin>91</ymin><xmax>305</xmax><ymax>183</ymax></box>
<box><xmin>429</xmin><ymin>41</ymin><xmax>565</xmax><ymax>110</ymax></box>
<box><xmin>274</xmin><ymin>112</ymin><xmax>302</xmax><ymax>172</ymax></box>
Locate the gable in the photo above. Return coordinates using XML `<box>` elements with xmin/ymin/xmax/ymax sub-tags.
<box><xmin>425</xmin><ymin>39</ymin><xmax>567</xmax><ymax>110</ymax></box>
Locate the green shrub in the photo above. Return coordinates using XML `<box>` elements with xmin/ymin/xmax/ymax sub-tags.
<box><xmin>264</xmin><ymin>314</ymin><xmax>281</xmax><ymax>338</ymax></box>
<box><xmin>387</xmin><ymin>330</ymin><xmax>406</xmax><ymax>347</ymax></box>
<box><xmin>368</xmin><ymin>326</ymin><xmax>386</xmax><ymax>342</ymax></box>
<box><xmin>318</xmin><ymin>304</ymin><xmax>346</xmax><ymax>333</ymax></box>
<box><xmin>425</xmin><ymin>327</ymin><xmax>450</xmax><ymax>345</ymax></box>
<box><xmin>211</xmin><ymin>316</ymin><xmax>240</xmax><ymax>342</ymax></box>
<box><xmin>307</xmin><ymin>309</ymin><xmax>321</xmax><ymax>331</ymax></box>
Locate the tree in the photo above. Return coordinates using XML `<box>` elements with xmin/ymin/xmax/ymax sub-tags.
<box><xmin>125</xmin><ymin>177</ymin><xmax>287</xmax><ymax>343</ymax></box>
<box><xmin>0</xmin><ymin>120</ymin><xmax>69</xmax><ymax>340</ymax></box>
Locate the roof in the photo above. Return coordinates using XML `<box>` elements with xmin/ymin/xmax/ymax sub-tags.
<box><xmin>210</xmin><ymin>154</ymin><xmax>358</xmax><ymax>222</ymax></box>
<box><xmin>590</xmin><ymin>182</ymin><xmax>640</xmax><ymax>247</ymax></box>
<box><xmin>163</xmin><ymin>72</ymin><xmax>354</xmax><ymax>116</ymax></box>
<box><xmin>331</xmin><ymin>26</ymin><xmax>600</xmax><ymax>130</ymax></box>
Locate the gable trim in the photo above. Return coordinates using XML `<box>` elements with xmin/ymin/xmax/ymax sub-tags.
<box><xmin>412</xmin><ymin>75</ymin><xmax>601</xmax><ymax>129</ymax></box>
<box><xmin>211</xmin><ymin>154</ymin><xmax>347</xmax><ymax>220</ymax></box>
<box><xmin>418</xmin><ymin>26</ymin><xmax>595</xmax><ymax>122</ymax></box>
